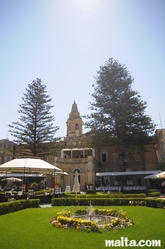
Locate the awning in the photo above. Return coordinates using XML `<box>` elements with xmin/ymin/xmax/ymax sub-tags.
<box><xmin>0</xmin><ymin>173</ymin><xmax>43</xmax><ymax>178</ymax></box>
<box><xmin>96</xmin><ymin>170</ymin><xmax>161</xmax><ymax>177</ymax></box>
<box><xmin>144</xmin><ymin>171</ymin><xmax>165</xmax><ymax>179</ymax></box>
<box><xmin>144</xmin><ymin>174</ymin><xmax>158</xmax><ymax>179</ymax></box>
<box><xmin>62</xmin><ymin>148</ymin><xmax>92</xmax><ymax>151</ymax></box>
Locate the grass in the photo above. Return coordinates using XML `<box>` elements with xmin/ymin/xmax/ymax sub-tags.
<box><xmin>0</xmin><ymin>206</ymin><xmax>164</xmax><ymax>249</ymax></box>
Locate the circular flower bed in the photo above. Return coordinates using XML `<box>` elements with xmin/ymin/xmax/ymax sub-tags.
<box><xmin>50</xmin><ymin>208</ymin><xmax>134</xmax><ymax>233</ymax></box>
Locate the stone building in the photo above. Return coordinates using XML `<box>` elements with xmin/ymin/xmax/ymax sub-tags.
<box><xmin>54</xmin><ymin>100</ymin><xmax>99</xmax><ymax>191</ymax></box>
<box><xmin>0</xmin><ymin>101</ymin><xmax>162</xmax><ymax>192</ymax></box>
<box><xmin>0</xmin><ymin>139</ymin><xmax>15</xmax><ymax>165</ymax></box>
<box><xmin>53</xmin><ymin>101</ymin><xmax>160</xmax><ymax>191</ymax></box>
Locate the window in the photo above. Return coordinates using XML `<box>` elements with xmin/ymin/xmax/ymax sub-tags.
<box><xmin>102</xmin><ymin>153</ymin><xmax>106</xmax><ymax>162</ymax></box>
<box><xmin>101</xmin><ymin>150</ymin><xmax>108</xmax><ymax>162</ymax></box>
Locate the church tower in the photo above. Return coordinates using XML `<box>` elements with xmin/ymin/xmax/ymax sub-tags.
<box><xmin>66</xmin><ymin>101</ymin><xmax>82</xmax><ymax>137</ymax></box>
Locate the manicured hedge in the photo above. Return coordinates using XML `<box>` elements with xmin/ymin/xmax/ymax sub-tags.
<box><xmin>64</xmin><ymin>193</ymin><xmax>146</xmax><ymax>198</ymax></box>
<box><xmin>0</xmin><ymin>199</ymin><xmax>40</xmax><ymax>215</ymax></box>
<box><xmin>51</xmin><ymin>197</ymin><xmax>165</xmax><ymax>208</ymax></box>
<box><xmin>148</xmin><ymin>192</ymin><xmax>160</xmax><ymax>197</ymax></box>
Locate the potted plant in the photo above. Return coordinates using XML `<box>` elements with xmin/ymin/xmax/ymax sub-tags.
<box><xmin>31</xmin><ymin>182</ymin><xmax>38</xmax><ymax>191</ymax></box>
<box><xmin>56</xmin><ymin>180</ymin><xmax>62</xmax><ymax>192</ymax></box>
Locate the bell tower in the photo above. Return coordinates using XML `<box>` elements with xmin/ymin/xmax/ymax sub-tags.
<box><xmin>66</xmin><ymin>101</ymin><xmax>82</xmax><ymax>137</ymax></box>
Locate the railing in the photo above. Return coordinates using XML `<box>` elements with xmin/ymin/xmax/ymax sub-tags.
<box><xmin>56</xmin><ymin>158</ymin><xmax>88</xmax><ymax>164</ymax></box>
<box><xmin>96</xmin><ymin>186</ymin><xmax>147</xmax><ymax>191</ymax></box>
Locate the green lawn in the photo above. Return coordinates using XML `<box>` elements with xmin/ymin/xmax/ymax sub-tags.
<box><xmin>0</xmin><ymin>206</ymin><xmax>164</xmax><ymax>249</ymax></box>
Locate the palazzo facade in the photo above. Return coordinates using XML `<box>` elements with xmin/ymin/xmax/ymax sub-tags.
<box><xmin>0</xmin><ymin>101</ymin><xmax>163</xmax><ymax>192</ymax></box>
<box><xmin>52</xmin><ymin>101</ymin><xmax>160</xmax><ymax>191</ymax></box>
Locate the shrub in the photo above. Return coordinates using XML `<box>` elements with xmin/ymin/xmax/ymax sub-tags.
<box><xmin>51</xmin><ymin>197</ymin><xmax>165</xmax><ymax>208</ymax></box>
<box><xmin>64</xmin><ymin>193</ymin><xmax>146</xmax><ymax>199</ymax></box>
<box><xmin>148</xmin><ymin>192</ymin><xmax>160</xmax><ymax>197</ymax></box>
<box><xmin>0</xmin><ymin>199</ymin><xmax>40</xmax><ymax>215</ymax></box>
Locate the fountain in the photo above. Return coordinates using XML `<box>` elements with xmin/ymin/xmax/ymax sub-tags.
<box><xmin>88</xmin><ymin>201</ymin><xmax>94</xmax><ymax>220</ymax></box>
<box><xmin>51</xmin><ymin>202</ymin><xmax>134</xmax><ymax>231</ymax></box>
<box><xmin>72</xmin><ymin>201</ymin><xmax>116</xmax><ymax>226</ymax></box>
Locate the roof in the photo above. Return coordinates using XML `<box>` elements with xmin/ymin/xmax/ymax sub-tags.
<box><xmin>69</xmin><ymin>100</ymin><xmax>81</xmax><ymax>120</ymax></box>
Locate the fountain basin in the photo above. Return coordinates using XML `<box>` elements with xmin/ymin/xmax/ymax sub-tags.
<box><xmin>51</xmin><ymin>207</ymin><xmax>134</xmax><ymax>232</ymax></box>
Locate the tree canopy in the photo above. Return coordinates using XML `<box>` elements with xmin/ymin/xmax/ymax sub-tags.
<box><xmin>84</xmin><ymin>58</ymin><xmax>156</xmax><ymax>166</ymax></box>
<box><xmin>9</xmin><ymin>78</ymin><xmax>59</xmax><ymax>156</ymax></box>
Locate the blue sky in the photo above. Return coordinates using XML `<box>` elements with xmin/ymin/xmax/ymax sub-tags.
<box><xmin>0</xmin><ymin>0</ymin><xmax>165</xmax><ymax>140</ymax></box>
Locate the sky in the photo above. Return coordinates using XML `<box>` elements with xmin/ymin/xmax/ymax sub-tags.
<box><xmin>0</xmin><ymin>0</ymin><xmax>165</xmax><ymax>140</ymax></box>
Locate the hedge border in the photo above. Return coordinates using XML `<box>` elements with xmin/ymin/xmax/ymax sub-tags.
<box><xmin>64</xmin><ymin>193</ymin><xmax>147</xmax><ymax>198</ymax></box>
<box><xmin>51</xmin><ymin>197</ymin><xmax>165</xmax><ymax>208</ymax></box>
<box><xmin>0</xmin><ymin>199</ymin><xmax>40</xmax><ymax>215</ymax></box>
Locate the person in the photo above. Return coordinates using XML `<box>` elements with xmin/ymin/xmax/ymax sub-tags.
<box><xmin>161</xmin><ymin>181</ymin><xmax>165</xmax><ymax>194</ymax></box>
<box><xmin>84</xmin><ymin>183</ymin><xmax>88</xmax><ymax>192</ymax></box>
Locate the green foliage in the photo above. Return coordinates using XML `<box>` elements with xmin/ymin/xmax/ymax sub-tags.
<box><xmin>51</xmin><ymin>208</ymin><xmax>133</xmax><ymax>232</ymax></box>
<box><xmin>31</xmin><ymin>182</ymin><xmax>38</xmax><ymax>189</ymax></box>
<box><xmin>52</xmin><ymin>197</ymin><xmax>165</xmax><ymax>208</ymax></box>
<box><xmin>0</xmin><ymin>199</ymin><xmax>40</xmax><ymax>215</ymax></box>
<box><xmin>56</xmin><ymin>180</ymin><xmax>62</xmax><ymax>188</ymax></box>
<box><xmin>84</xmin><ymin>58</ymin><xmax>156</xmax><ymax>167</ymax></box>
<box><xmin>8</xmin><ymin>78</ymin><xmax>59</xmax><ymax>156</ymax></box>
<box><xmin>148</xmin><ymin>192</ymin><xmax>160</xmax><ymax>197</ymax></box>
<box><xmin>64</xmin><ymin>193</ymin><xmax>146</xmax><ymax>198</ymax></box>
<box><xmin>0</xmin><ymin>192</ymin><xmax>6</xmax><ymax>195</ymax></box>
<box><xmin>34</xmin><ymin>190</ymin><xmax>51</xmax><ymax>195</ymax></box>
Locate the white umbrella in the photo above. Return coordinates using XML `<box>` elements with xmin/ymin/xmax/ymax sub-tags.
<box><xmin>72</xmin><ymin>170</ymin><xmax>80</xmax><ymax>193</ymax></box>
<box><xmin>1</xmin><ymin>177</ymin><xmax>22</xmax><ymax>182</ymax></box>
<box><xmin>154</xmin><ymin>171</ymin><xmax>165</xmax><ymax>179</ymax></box>
<box><xmin>0</xmin><ymin>158</ymin><xmax>63</xmax><ymax>192</ymax></box>
<box><xmin>144</xmin><ymin>174</ymin><xmax>158</xmax><ymax>179</ymax></box>
<box><xmin>0</xmin><ymin>158</ymin><xmax>62</xmax><ymax>173</ymax></box>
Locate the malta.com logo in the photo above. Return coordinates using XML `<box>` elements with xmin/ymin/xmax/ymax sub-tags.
<box><xmin>105</xmin><ymin>237</ymin><xmax>161</xmax><ymax>247</ymax></box>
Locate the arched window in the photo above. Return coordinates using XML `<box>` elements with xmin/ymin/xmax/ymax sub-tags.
<box><xmin>75</xmin><ymin>123</ymin><xmax>79</xmax><ymax>130</ymax></box>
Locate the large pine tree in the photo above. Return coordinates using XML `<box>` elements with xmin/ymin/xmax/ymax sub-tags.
<box><xmin>85</xmin><ymin>58</ymin><xmax>156</xmax><ymax>169</ymax></box>
<box><xmin>9</xmin><ymin>78</ymin><xmax>59</xmax><ymax>157</ymax></box>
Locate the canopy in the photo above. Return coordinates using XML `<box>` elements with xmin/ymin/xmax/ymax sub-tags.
<box><xmin>0</xmin><ymin>173</ymin><xmax>43</xmax><ymax>178</ymax></box>
<box><xmin>1</xmin><ymin>177</ymin><xmax>22</xmax><ymax>182</ymax></box>
<box><xmin>155</xmin><ymin>171</ymin><xmax>165</xmax><ymax>179</ymax></box>
<box><xmin>144</xmin><ymin>171</ymin><xmax>165</xmax><ymax>179</ymax></box>
<box><xmin>144</xmin><ymin>174</ymin><xmax>158</xmax><ymax>179</ymax></box>
<box><xmin>0</xmin><ymin>158</ymin><xmax>62</xmax><ymax>173</ymax></box>
<box><xmin>96</xmin><ymin>170</ymin><xmax>161</xmax><ymax>177</ymax></box>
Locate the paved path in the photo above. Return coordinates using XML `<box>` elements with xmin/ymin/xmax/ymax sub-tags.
<box><xmin>40</xmin><ymin>203</ymin><xmax>52</xmax><ymax>208</ymax></box>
